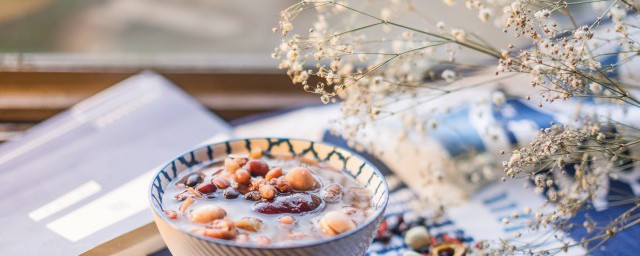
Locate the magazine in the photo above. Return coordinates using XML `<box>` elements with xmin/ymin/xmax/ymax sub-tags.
<box><xmin>0</xmin><ymin>72</ymin><xmax>231</xmax><ymax>255</ymax></box>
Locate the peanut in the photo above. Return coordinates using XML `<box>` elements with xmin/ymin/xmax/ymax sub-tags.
<box><xmin>224</xmin><ymin>157</ymin><xmax>247</xmax><ymax>174</ymax></box>
<box><xmin>244</xmin><ymin>190</ymin><xmax>262</xmax><ymax>201</ymax></box>
<box><xmin>265</xmin><ymin>167</ymin><xmax>283</xmax><ymax>181</ymax></box>
<box><xmin>198</xmin><ymin>217</ymin><xmax>238</xmax><ymax>240</ymax></box>
<box><xmin>278</xmin><ymin>215</ymin><xmax>296</xmax><ymax>225</ymax></box>
<box><xmin>322</xmin><ymin>183</ymin><xmax>344</xmax><ymax>203</ymax></box>
<box><xmin>212</xmin><ymin>177</ymin><xmax>230</xmax><ymax>189</ymax></box>
<box><xmin>259</xmin><ymin>184</ymin><xmax>277</xmax><ymax>199</ymax></box>
<box><xmin>250</xmin><ymin>177</ymin><xmax>268</xmax><ymax>191</ymax></box>
<box><xmin>235</xmin><ymin>217</ymin><xmax>263</xmax><ymax>232</ymax></box>
<box><xmin>187</xmin><ymin>187</ymin><xmax>203</xmax><ymax>198</ymax></box>
<box><xmin>275</xmin><ymin>177</ymin><xmax>292</xmax><ymax>193</ymax></box>
<box><xmin>178</xmin><ymin>197</ymin><xmax>194</xmax><ymax>215</ymax></box>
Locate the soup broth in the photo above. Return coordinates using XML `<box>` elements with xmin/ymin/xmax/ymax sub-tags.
<box><xmin>161</xmin><ymin>149</ymin><xmax>374</xmax><ymax>246</ymax></box>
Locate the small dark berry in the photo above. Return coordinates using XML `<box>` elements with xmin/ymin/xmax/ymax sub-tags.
<box><xmin>386</xmin><ymin>215</ymin><xmax>401</xmax><ymax>233</ymax></box>
<box><xmin>375</xmin><ymin>230</ymin><xmax>392</xmax><ymax>243</ymax></box>
<box><xmin>398</xmin><ymin>223</ymin><xmax>410</xmax><ymax>235</ymax></box>
<box><xmin>185</xmin><ymin>173</ymin><xmax>203</xmax><ymax>187</ymax></box>
<box><xmin>223</xmin><ymin>189</ymin><xmax>239</xmax><ymax>199</ymax></box>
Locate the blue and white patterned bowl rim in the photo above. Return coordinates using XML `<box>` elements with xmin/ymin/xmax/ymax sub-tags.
<box><xmin>149</xmin><ymin>137</ymin><xmax>389</xmax><ymax>250</ymax></box>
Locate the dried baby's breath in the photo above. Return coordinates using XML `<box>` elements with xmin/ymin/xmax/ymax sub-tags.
<box><xmin>274</xmin><ymin>1</ymin><xmax>640</xmax><ymax>254</ymax></box>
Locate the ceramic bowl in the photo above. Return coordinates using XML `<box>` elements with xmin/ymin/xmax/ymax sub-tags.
<box><xmin>149</xmin><ymin>138</ymin><xmax>389</xmax><ymax>256</ymax></box>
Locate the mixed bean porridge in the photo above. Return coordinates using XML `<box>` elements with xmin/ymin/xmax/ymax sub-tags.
<box><xmin>161</xmin><ymin>148</ymin><xmax>374</xmax><ymax>246</ymax></box>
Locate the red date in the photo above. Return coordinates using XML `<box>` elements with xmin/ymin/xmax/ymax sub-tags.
<box><xmin>253</xmin><ymin>193</ymin><xmax>323</xmax><ymax>214</ymax></box>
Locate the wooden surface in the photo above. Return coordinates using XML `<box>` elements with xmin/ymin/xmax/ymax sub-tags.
<box><xmin>0</xmin><ymin>70</ymin><xmax>320</xmax><ymax>138</ymax></box>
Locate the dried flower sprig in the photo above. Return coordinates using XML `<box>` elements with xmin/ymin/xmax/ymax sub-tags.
<box><xmin>497</xmin><ymin>0</ymin><xmax>640</xmax><ymax>108</ymax></box>
<box><xmin>501</xmin><ymin>121</ymin><xmax>640</xmax><ymax>254</ymax></box>
<box><xmin>274</xmin><ymin>0</ymin><xmax>640</xmax><ymax>254</ymax></box>
<box><xmin>274</xmin><ymin>1</ymin><xmax>503</xmax><ymax>101</ymax></box>
<box><xmin>272</xmin><ymin>0</ymin><xmax>510</xmax><ymax>154</ymax></box>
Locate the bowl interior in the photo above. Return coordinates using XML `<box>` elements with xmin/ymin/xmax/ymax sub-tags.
<box><xmin>149</xmin><ymin>138</ymin><xmax>388</xmax><ymax>246</ymax></box>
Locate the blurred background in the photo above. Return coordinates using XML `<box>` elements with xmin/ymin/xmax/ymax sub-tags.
<box><xmin>0</xmin><ymin>0</ymin><xmax>594</xmax><ymax>141</ymax></box>
<box><xmin>0</xmin><ymin>0</ymin><xmax>297</xmax><ymax>69</ymax></box>
<box><xmin>0</xmin><ymin>0</ymin><xmax>321</xmax><ymax>139</ymax></box>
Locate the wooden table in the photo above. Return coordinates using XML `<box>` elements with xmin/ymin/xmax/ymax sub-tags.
<box><xmin>0</xmin><ymin>70</ymin><xmax>319</xmax><ymax>141</ymax></box>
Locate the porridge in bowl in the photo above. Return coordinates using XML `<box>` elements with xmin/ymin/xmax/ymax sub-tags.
<box><xmin>161</xmin><ymin>148</ymin><xmax>374</xmax><ymax>246</ymax></box>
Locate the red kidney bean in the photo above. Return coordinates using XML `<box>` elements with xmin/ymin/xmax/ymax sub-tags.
<box><xmin>196</xmin><ymin>182</ymin><xmax>217</xmax><ymax>194</ymax></box>
<box><xmin>235</xmin><ymin>169</ymin><xmax>251</xmax><ymax>184</ymax></box>
<box><xmin>246</xmin><ymin>160</ymin><xmax>270</xmax><ymax>177</ymax></box>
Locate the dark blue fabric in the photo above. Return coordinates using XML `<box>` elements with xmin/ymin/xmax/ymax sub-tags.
<box><xmin>151</xmin><ymin>104</ymin><xmax>639</xmax><ymax>256</ymax></box>
<box><xmin>149</xmin><ymin>248</ymin><xmax>171</xmax><ymax>256</ymax></box>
